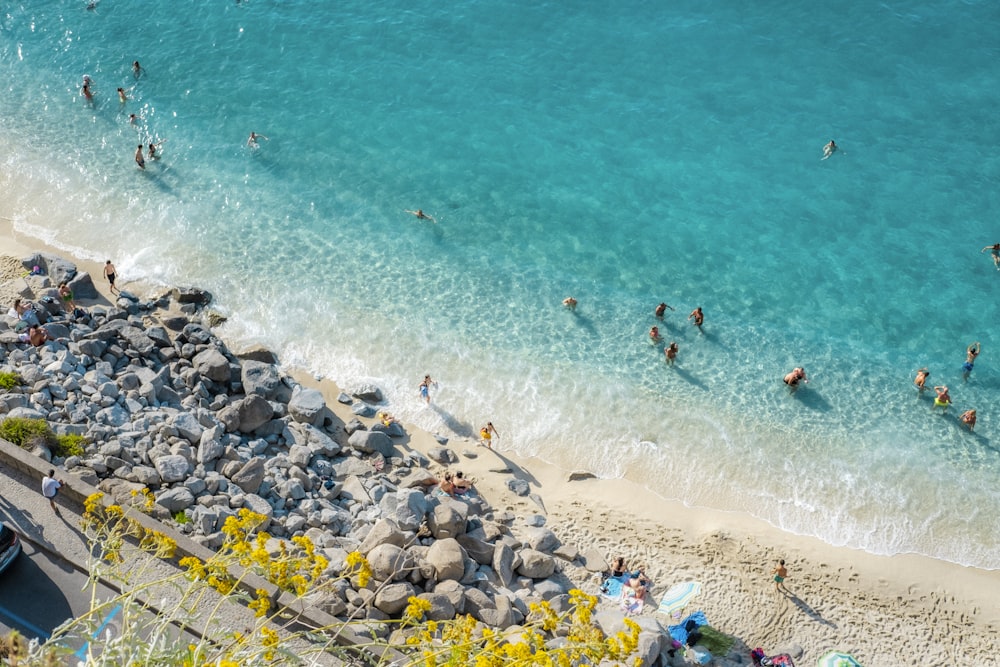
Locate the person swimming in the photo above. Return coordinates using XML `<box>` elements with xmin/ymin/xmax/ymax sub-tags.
<box><xmin>247</xmin><ymin>131</ymin><xmax>268</xmax><ymax>148</ymax></box>
<box><xmin>405</xmin><ymin>209</ymin><xmax>436</xmax><ymax>223</ymax></box>
<box><xmin>982</xmin><ymin>243</ymin><xmax>1000</xmax><ymax>271</ymax></box>
<box><xmin>562</xmin><ymin>296</ymin><xmax>577</xmax><ymax>311</ymax></box>
<box><xmin>960</xmin><ymin>409</ymin><xmax>977</xmax><ymax>432</ymax></box>
<box><xmin>783</xmin><ymin>367</ymin><xmax>808</xmax><ymax>392</ymax></box>
<box><xmin>822</xmin><ymin>140</ymin><xmax>837</xmax><ymax>160</ymax></box>
<box><xmin>932</xmin><ymin>385</ymin><xmax>951</xmax><ymax>412</ymax></box>
<box><xmin>665</xmin><ymin>341</ymin><xmax>678</xmax><ymax>365</ymax></box>
<box><xmin>914</xmin><ymin>367</ymin><xmax>929</xmax><ymax>393</ymax></box>
<box><xmin>649</xmin><ymin>326</ymin><xmax>662</xmax><ymax>344</ymax></box>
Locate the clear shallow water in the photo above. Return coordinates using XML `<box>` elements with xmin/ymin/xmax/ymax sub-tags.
<box><xmin>2</xmin><ymin>0</ymin><xmax>1000</xmax><ymax>567</ymax></box>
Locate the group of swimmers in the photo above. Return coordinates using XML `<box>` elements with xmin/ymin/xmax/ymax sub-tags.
<box><xmin>913</xmin><ymin>342</ymin><xmax>980</xmax><ymax>431</ymax></box>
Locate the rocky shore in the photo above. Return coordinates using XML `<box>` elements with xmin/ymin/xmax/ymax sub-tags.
<box><xmin>1</xmin><ymin>252</ymin><xmax>723</xmax><ymax>667</ymax></box>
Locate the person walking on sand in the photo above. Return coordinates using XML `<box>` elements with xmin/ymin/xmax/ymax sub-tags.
<box><xmin>104</xmin><ymin>260</ymin><xmax>120</xmax><ymax>295</ymax></box>
<box><xmin>405</xmin><ymin>209</ymin><xmax>436</xmax><ymax>223</ymax></box>
<box><xmin>914</xmin><ymin>367</ymin><xmax>930</xmax><ymax>394</ymax></box>
<box><xmin>562</xmin><ymin>296</ymin><xmax>577</xmax><ymax>311</ymax></box>
<box><xmin>418</xmin><ymin>374</ymin><xmax>435</xmax><ymax>404</ymax></box>
<box><xmin>963</xmin><ymin>342</ymin><xmax>981</xmax><ymax>382</ymax></box>
<box><xmin>135</xmin><ymin>144</ymin><xmax>145</xmax><ymax>169</ymax></box>
<box><xmin>981</xmin><ymin>243</ymin><xmax>1000</xmax><ymax>271</ymax></box>
<box><xmin>960</xmin><ymin>409</ymin><xmax>977</xmax><ymax>432</ymax></box>
<box><xmin>665</xmin><ymin>341</ymin><xmax>679</xmax><ymax>365</ymax></box>
<box><xmin>771</xmin><ymin>560</ymin><xmax>789</xmax><ymax>592</ymax></box>
<box><xmin>932</xmin><ymin>385</ymin><xmax>951</xmax><ymax>412</ymax></box>
<box><xmin>688</xmin><ymin>306</ymin><xmax>704</xmax><ymax>332</ymax></box>
<box><xmin>42</xmin><ymin>469</ymin><xmax>63</xmax><ymax>513</ymax></box>
<box><xmin>479</xmin><ymin>422</ymin><xmax>499</xmax><ymax>448</ymax></box>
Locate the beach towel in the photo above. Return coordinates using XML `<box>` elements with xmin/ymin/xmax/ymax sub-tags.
<box><xmin>668</xmin><ymin>610</ymin><xmax>708</xmax><ymax>644</ymax></box>
<box><xmin>763</xmin><ymin>654</ymin><xmax>795</xmax><ymax>667</ymax></box>
<box><xmin>619</xmin><ymin>586</ymin><xmax>646</xmax><ymax>615</ymax></box>
<box><xmin>600</xmin><ymin>576</ymin><xmax>627</xmax><ymax>602</ymax></box>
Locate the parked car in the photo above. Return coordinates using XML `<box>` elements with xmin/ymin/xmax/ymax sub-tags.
<box><xmin>0</xmin><ymin>522</ymin><xmax>22</xmax><ymax>573</ymax></box>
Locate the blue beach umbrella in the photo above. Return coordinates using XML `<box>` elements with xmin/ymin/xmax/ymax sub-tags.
<box><xmin>657</xmin><ymin>581</ymin><xmax>702</xmax><ymax>615</ymax></box>
<box><xmin>817</xmin><ymin>651</ymin><xmax>863</xmax><ymax>667</ymax></box>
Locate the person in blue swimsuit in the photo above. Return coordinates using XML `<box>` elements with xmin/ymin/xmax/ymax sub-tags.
<box><xmin>418</xmin><ymin>374</ymin><xmax>434</xmax><ymax>404</ymax></box>
<box><xmin>963</xmin><ymin>342</ymin><xmax>980</xmax><ymax>382</ymax></box>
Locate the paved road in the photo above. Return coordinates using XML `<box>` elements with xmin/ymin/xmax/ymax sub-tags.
<box><xmin>0</xmin><ymin>538</ymin><xmax>122</xmax><ymax>658</ymax></box>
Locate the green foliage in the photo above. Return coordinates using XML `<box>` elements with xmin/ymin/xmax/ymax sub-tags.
<box><xmin>54</xmin><ymin>433</ymin><xmax>87</xmax><ymax>458</ymax></box>
<box><xmin>0</xmin><ymin>371</ymin><xmax>20</xmax><ymax>391</ymax></box>
<box><xmin>0</xmin><ymin>417</ymin><xmax>54</xmax><ymax>449</ymax></box>
<box><xmin>172</xmin><ymin>510</ymin><xmax>190</xmax><ymax>525</ymax></box>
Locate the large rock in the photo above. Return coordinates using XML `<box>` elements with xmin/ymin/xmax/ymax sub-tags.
<box><xmin>492</xmin><ymin>542</ymin><xmax>515</xmax><ymax>587</ymax></box>
<box><xmin>374</xmin><ymin>582</ymin><xmax>417</xmax><ymax>615</ymax></box>
<box><xmin>235</xmin><ymin>345</ymin><xmax>278</xmax><ymax>364</ymax></box>
<box><xmin>425</xmin><ymin>538</ymin><xmax>466</xmax><ymax>582</ymax></box>
<box><xmin>416</xmin><ymin>592</ymin><xmax>456</xmax><ymax>622</ymax></box>
<box><xmin>241</xmin><ymin>361</ymin><xmax>282</xmax><ymax>399</ymax></box>
<box><xmin>156</xmin><ymin>487</ymin><xmax>195</xmax><ymax>513</ymax></box>
<box><xmin>230</xmin><ymin>458</ymin><xmax>265</xmax><ymax>494</ymax></box>
<box><xmin>235</xmin><ymin>395</ymin><xmax>273</xmax><ymax>433</ymax></box>
<box><xmin>154</xmin><ymin>455</ymin><xmax>190</xmax><ymax>483</ymax></box>
<box><xmin>170</xmin><ymin>412</ymin><xmax>205</xmax><ymax>444</ymax></box>
<box><xmin>348</xmin><ymin>430</ymin><xmax>395</xmax><ymax>457</ymax></box>
<box><xmin>457</xmin><ymin>533</ymin><xmax>495</xmax><ymax>566</ymax></box>
<box><xmin>522</xmin><ymin>527</ymin><xmax>560</xmax><ymax>553</ymax></box>
<box><xmin>358</xmin><ymin>518</ymin><xmax>406</xmax><ymax>555</ymax></box>
<box><xmin>428</xmin><ymin>502</ymin><xmax>468</xmax><ymax>540</ymax></box>
<box><xmin>516</xmin><ymin>549</ymin><xmax>555</xmax><ymax>579</ymax></box>
<box><xmin>287</xmin><ymin>386</ymin><xmax>326</xmax><ymax>424</ymax></box>
<box><xmin>192</xmin><ymin>349</ymin><xmax>231</xmax><ymax>383</ymax></box>
<box><xmin>367</xmin><ymin>543</ymin><xmax>414</xmax><ymax>582</ymax></box>
<box><xmin>23</xmin><ymin>253</ymin><xmax>76</xmax><ymax>284</ymax></box>
<box><xmin>66</xmin><ymin>272</ymin><xmax>98</xmax><ymax>300</ymax></box>
<box><xmin>393</xmin><ymin>488</ymin><xmax>428</xmax><ymax>531</ymax></box>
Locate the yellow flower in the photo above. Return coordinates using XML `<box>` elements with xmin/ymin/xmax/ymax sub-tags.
<box><xmin>403</xmin><ymin>596</ymin><xmax>433</xmax><ymax>623</ymax></box>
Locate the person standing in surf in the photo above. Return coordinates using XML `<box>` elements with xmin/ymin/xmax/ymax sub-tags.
<box><xmin>981</xmin><ymin>243</ymin><xmax>1000</xmax><ymax>271</ymax></box>
<box><xmin>913</xmin><ymin>367</ymin><xmax>930</xmax><ymax>394</ymax></box>
<box><xmin>104</xmin><ymin>260</ymin><xmax>120</xmax><ymax>296</ymax></box>
<box><xmin>688</xmin><ymin>306</ymin><xmax>704</xmax><ymax>332</ymax></box>
<box><xmin>932</xmin><ymin>385</ymin><xmax>951</xmax><ymax>412</ymax></box>
<box><xmin>134</xmin><ymin>144</ymin><xmax>145</xmax><ymax>169</ymax></box>
<box><xmin>419</xmin><ymin>374</ymin><xmax>435</xmax><ymax>404</ymax></box>
<box><xmin>963</xmin><ymin>342</ymin><xmax>980</xmax><ymax>382</ymax></box>
<box><xmin>665</xmin><ymin>342</ymin><xmax>679</xmax><ymax>365</ymax></box>
<box><xmin>655</xmin><ymin>302</ymin><xmax>674</xmax><ymax>319</ymax></box>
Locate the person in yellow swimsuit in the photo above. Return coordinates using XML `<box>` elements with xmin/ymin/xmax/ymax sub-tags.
<box><xmin>479</xmin><ymin>422</ymin><xmax>499</xmax><ymax>449</ymax></box>
<box><xmin>932</xmin><ymin>385</ymin><xmax>951</xmax><ymax>412</ymax></box>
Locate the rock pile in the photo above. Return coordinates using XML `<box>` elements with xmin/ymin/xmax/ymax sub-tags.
<box><xmin>0</xmin><ymin>252</ymin><xmax>731</xmax><ymax>667</ymax></box>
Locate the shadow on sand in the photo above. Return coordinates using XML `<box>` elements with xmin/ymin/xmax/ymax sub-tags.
<box><xmin>782</xmin><ymin>589</ymin><xmax>838</xmax><ymax>629</ymax></box>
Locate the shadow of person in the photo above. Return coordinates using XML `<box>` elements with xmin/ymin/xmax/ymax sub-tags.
<box><xmin>783</xmin><ymin>590</ymin><xmax>838</xmax><ymax>629</ymax></box>
<box><xmin>791</xmin><ymin>387</ymin><xmax>833</xmax><ymax>412</ymax></box>
<box><xmin>671</xmin><ymin>365</ymin><xmax>709</xmax><ymax>391</ymax></box>
<box><xmin>483</xmin><ymin>448</ymin><xmax>542</xmax><ymax>488</ymax></box>
<box><xmin>429</xmin><ymin>403</ymin><xmax>476</xmax><ymax>439</ymax></box>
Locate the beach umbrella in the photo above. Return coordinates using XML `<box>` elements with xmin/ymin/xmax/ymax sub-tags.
<box><xmin>817</xmin><ymin>651</ymin><xmax>863</xmax><ymax>667</ymax></box>
<box><xmin>657</xmin><ymin>581</ymin><xmax>702</xmax><ymax>615</ymax></box>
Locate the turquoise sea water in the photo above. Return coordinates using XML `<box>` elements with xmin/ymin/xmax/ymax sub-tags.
<box><xmin>2</xmin><ymin>1</ymin><xmax>999</xmax><ymax>567</ymax></box>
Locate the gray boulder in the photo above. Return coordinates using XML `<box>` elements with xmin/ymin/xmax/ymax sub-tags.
<box><xmin>241</xmin><ymin>361</ymin><xmax>281</xmax><ymax>399</ymax></box>
<box><xmin>154</xmin><ymin>455</ymin><xmax>190</xmax><ymax>483</ymax></box>
<box><xmin>367</xmin><ymin>543</ymin><xmax>414</xmax><ymax>582</ymax></box>
<box><xmin>492</xmin><ymin>542</ymin><xmax>515</xmax><ymax>587</ymax></box>
<box><xmin>348</xmin><ymin>430</ymin><xmax>394</xmax><ymax>457</ymax></box>
<box><xmin>170</xmin><ymin>412</ymin><xmax>205</xmax><ymax>444</ymax></box>
<box><xmin>456</xmin><ymin>533</ymin><xmax>495</xmax><ymax>566</ymax></box>
<box><xmin>235</xmin><ymin>395</ymin><xmax>273</xmax><ymax>433</ymax></box>
<box><xmin>358</xmin><ymin>518</ymin><xmax>406</xmax><ymax>555</ymax></box>
<box><xmin>516</xmin><ymin>549</ymin><xmax>555</xmax><ymax>579</ymax></box>
<box><xmin>428</xmin><ymin>502</ymin><xmax>468</xmax><ymax>540</ymax></box>
<box><xmin>416</xmin><ymin>592</ymin><xmax>456</xmax><ymax>621</ymax></box>
<box><xmin>234</xmin><ymin>345</ymin><xmax>278</xmax><ymax>364</ymax></box>
<box><xmin>23</xmin><ymin>253</ymin><xmax>76</xmax><ymax>284</ymax></box>
<box><xmin>507</xmin><ymin>479</ymin><xmax>530</xmax><ymax>496</ymax></box>
<box><xmin>230</xmin><ymin>458</ymin><xmax>265</xmax><ymax>494</ymax></box>
<box><xmin>522</xmin><ymin>527</ymin><xmax>560</xmax><ymax>553</ymax></box>
<box><xmin>192</xmin><ymin>349</ymin><xmax>231</xmax><ymax>383</ymax></box>
<box><xmin>425</xmin><ymin>538</ymin><xmax>466</xmax><ymax>582</ymax></box>
<box><xmin>374</xmin><ymin>582</ymin><xmax>417</xmax><ymax>615</ymax></box>
<box><xmin>393</xmin><ymin>488</ymin><xmax>428</xmax><ymax>531</ymax></box>
<box><xmin>156</xmin><ymin>487</ymin><xmax>195</xmax><ymax>513</ymax></box>
<box><xmin>287</xmin><ymin>386</ymin><xmax>326</xmax><ymax>424</ymax></box>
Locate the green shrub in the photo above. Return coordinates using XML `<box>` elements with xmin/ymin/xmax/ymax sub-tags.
<box><xmin>0</xmin><ymin>417</ymin><xmax>54</xmax><ymax>449</ymax></box>
<box><xmin>54</xmin><ymin>433</ymin><xmax>87</xmax><ymax>458</ymax></box>
<box><xmin>0</xmin><ymin>372</ymin><xmax>21</xmax><ymax>391</ymax></box>
<box><xmin>172</xmin><ymin>511</ymin><xmax>190</xmax><ymax>525</ymax></box>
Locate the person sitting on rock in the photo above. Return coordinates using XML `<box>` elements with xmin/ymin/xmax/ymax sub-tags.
<box><xmin>58</xmin><ymin>282</ymin><xmax>76</xmax><ymax>312</ymax></box>
<box><xmin>378</xmin><ymin>411</ymin><xmax>398</xmax><ymax>428</ymax></box>
<box><xmin>22</xmin><ymin>324</ymin><xmax>52</xmax><ymax>347</ymax></box>
<box><xmin>453</xmin><ymin>471</ymin><xmax>475</xmax><ymax>495</ymax></box>
<box><xmin>438</xmin><ymin>472</ymin><xmax>457</xmax><ymax>497</ymax></box>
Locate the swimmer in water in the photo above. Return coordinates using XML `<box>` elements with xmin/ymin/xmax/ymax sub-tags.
<box><xmin>963</xmin><ymin>342</ymin><xmax>980</xmax><ymax>382</ymax></box>
<box><xmin>688</xmin><ymin>306</ymin><xmax>704</xmax><ymax>332</ymax></box>
<box><xmin>147</xmin><ymin>139</ymin><xmax>166</xmax><ymax>159</ymax></box>
<box><xmin>960</xmin><ymin>409</ymin><xmax>977</xmax><ymax>432</ymax></box>
<box><xmin>128</xmin><ymin>113</ymin><xmax>138</xmax><ymax>126</ymax></box>
<box><xmin>117</xmin><ymin>87</ymin><xmax>127</xmax><ymax>103</ymax></box>
<box><xmin>649</xmin><ymin>326</ymin><xmax>662</xmax><ymax>344</ymax></box>
<box><xmin>783</xmin><ymin>367</ymin><xmax>808</xmax><ymax>392</ymax></box>
<box><xmin>981</xmin><ymin>243</ymin><xmax>1000</xmax><ymax>271</ymax></box>
<box><xmin>132</xmin><ymin>60</ymin><xmax>143</xmax><ymax>78</ymax></box>
<box><xmin>134</xmin><ymin>144</ymin><xmax>145</xmax><ymax>170</ymax></box>
<box><xmin>932</xmin><ymin>385</ymin><xmax>951</xmax><ymax>412</ymax></box>
<box><xmin>822</xmin><ymin>140</ymin><xmax>837</xmax><ymax>160</ymax></box>
<box><xmin>655</xmin><ymin>302</ymin><xmax>675</xmax><ymax>319</ymax></box>
<box><xmin>562</xmin><ymin>296</ymin><xmax>577</xmax><ymax>311</ymax></box>
<box><xmin>405</xmin><ymin>209</ymin><xmax>436</xmax><ymax>223</ymax></box>
<box><xmin>81</xmin><ymin>82</ymin><xmax>94</xmax><ymax>103</ymax></box>
<box><xmin>247</xmin><ymin>131</ymin><xmax>268</xmax><ymax>148</ymax></box>
<box><xmin>913</xmin><ymin>367</ymin><xmax>930</xmax><ymax>394</ymax></box>
<box><xmin>665</xmin><ymin>341</ymin><xmax>678</xmax><ymax>365</ymax></box>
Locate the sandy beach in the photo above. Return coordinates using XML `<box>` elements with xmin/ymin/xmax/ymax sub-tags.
<box><xmin>3</xmin><ymin>215</ymin><xmax>999</xmax><ymax>666</ymax></box>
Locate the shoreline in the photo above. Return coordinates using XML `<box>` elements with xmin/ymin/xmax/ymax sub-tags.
<box><xmin>3</xmin><ymin>221</ymin><xmax>1000</xmax><ymax>664</ymax></box>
